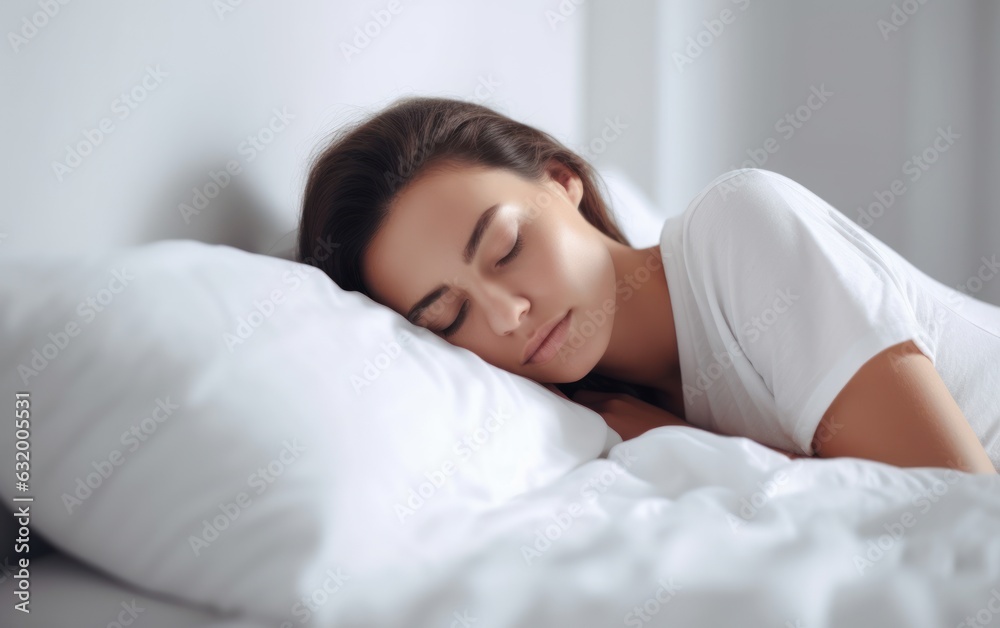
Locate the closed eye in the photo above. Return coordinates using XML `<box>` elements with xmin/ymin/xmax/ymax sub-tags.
<box><xmin>439</xmin><ymin>231</ymin><xmax>523</xmax><ymax>337</ymax></box>
<box><xmin>496</xmin><ymin>231</ymin><xmax>523</xmax><ymax>268</ymax></box>
<box><xmin>439</xmin><ymin>300</ymin><xmax>469</xmax><ymax>337</ymax></box>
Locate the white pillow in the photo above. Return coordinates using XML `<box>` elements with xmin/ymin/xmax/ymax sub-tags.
<box><xmin>0</xmin><ymin>240</ymin><xmax>610</xmax><ymax>621</ymax></box>
<box><xmin>597</xmin><ymin>165</ymin><xmax>670</xmax><ymax>248</ymax></box>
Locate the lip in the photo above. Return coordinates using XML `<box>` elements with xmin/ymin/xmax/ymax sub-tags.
<box><xmin>522</xmin><ymin>310</ymin><xmax>571</xmax><ymax>366</ymax></box>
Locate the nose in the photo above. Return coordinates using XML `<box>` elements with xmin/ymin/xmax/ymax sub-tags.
<box><xmin>475</xmin><ymin>277</ymin><xmax>528</xmax><ymax>336</ymax></box>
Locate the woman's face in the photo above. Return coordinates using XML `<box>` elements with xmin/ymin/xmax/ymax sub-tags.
<box><xmin>363</xmin><ymin>160</ymin><xmax>618</xmax><ymax>383</ymax></box>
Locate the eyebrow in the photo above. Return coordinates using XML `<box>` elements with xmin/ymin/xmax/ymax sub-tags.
<box><xmin>406</xmin><ymin>202</ymin><xmax>501</xmax><ymax>325</ymax></box>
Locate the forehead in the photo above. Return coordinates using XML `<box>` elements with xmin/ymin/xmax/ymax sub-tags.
<box><xmin>364</xmin><ymin>164</ymin><xmax>529</xmax><ymax>314</ymax></box>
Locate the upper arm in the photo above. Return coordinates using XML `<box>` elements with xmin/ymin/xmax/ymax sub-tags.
<box><xmin>811</xmin><ymin>340</ymin><xmax>997</xmax><ymax>474</ymax></box>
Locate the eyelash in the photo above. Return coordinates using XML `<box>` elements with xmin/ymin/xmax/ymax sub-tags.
<box><xmin>438</xmin><ymin>231</ymin><xmax>523</xmax><ymax>337</ymax></box>
<box><xmin>440</xmin><ymin>301</ymin><xmax>469</xmax><ymax>337</ymax></box>
<box><xmin>496</xmin><ymin>231</ymin><xmax>524</xmax><ymax>268</ymax></box>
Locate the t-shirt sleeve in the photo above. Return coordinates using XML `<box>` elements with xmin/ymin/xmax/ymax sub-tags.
<box><xmin>685</xmin><ymin>168</ymin><xmax>932</xmax><ymax>455</ymax></box>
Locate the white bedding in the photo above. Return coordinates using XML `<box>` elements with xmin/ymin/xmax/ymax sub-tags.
<box><xmin>2</xmin><ymin>172</ymin><xmax>997</xmax><ymax>627</ymax></box>
<box><xmin>310</xmin><ymin>427</ymin><xmax>1000</xmax><ymax>628</ymax></box>
<box><xmin>6</xmin><ymin>424</ymin><xmax>999</xmax><ymax>628</ymax></box>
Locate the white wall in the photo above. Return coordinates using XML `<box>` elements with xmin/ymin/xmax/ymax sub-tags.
<box><xmin>584</xmin><ymin>0</ymin><xmax>1000</xmax><ymax>306</ymax></box>
<box><xmin>0</xmin><ymin>0</ymin><xmax>584</xmax><ymax>259</ymax></box>
<box><xmin>582</xmin><ymin>1</ymin><xmax>659</xmax><ymax>200</ymax></box>
<box><xmin>6</xmin><ymin>1</ymin><xmax>996</xmax><ymax>305</ymax></box>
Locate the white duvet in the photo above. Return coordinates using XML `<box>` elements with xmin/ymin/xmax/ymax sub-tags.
<box><xmin>290</xmin><ymin>426</ymin><xmax>1000</xmax><ymax>628</ymax></box>
<box><xmin>5</xmin><ymin>424</ymin><xmax>1000</xmax><ymax>628</ymax></box>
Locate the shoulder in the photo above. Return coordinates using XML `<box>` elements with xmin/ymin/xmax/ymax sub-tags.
<box><xmin>682</xmin><ymin>168</ymin><xmax>815</xmax><ymax>232</ymax></box>
<box><xmin>675</xmin><ymin>168</ymin><xmax>820</xmax><ymax>266</ymax></box>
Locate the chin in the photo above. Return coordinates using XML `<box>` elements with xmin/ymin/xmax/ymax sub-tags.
<box><xmin>551</xmin><ymin>337</ymin><xmax>605</xmax><ymax>382</ymax></box>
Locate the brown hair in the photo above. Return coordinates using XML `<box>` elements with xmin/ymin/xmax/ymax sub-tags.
<box><xmin>296</xmin><ymin>95</ymin><xmax>660</xmax><ymax>405</ymax></box>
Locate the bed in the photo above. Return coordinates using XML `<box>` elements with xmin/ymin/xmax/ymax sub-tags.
<box><xmin>2</xmin><ymin>170</ymin><xmax>999</xmax><ymax>628</ymax></box>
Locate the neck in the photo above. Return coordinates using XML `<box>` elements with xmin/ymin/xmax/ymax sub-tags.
<box><xmin>590</xmin><ymin>240</ymin><xmax>683</xmax><ymax>403</ymax></box>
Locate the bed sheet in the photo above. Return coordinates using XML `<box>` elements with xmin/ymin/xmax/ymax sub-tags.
<box><xmin>4</xmin><ymin>424</ymin><xmax>1000</xmax><ymax>628</ymax></box>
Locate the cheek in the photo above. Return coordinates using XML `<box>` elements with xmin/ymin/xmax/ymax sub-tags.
<box><xmin>456</xmin><ymin>334</ymin><xmax>510</xmax><ymax>370</ymax></box>
<box><xmin>540</xmin><ymin>227</ymin><xmax>611</xmax><ymax>295</ymax></box>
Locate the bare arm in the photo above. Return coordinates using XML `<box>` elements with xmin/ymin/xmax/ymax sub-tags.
<box><xmin>546</xmin><ymin>385</ymin><xmax>697</xmax><ymax>438</ymax></box>
<box><xmin>547</xmin><ymin>384</ymin><xmax>808</xmax><ymax>459</ymax></box>
<box><xmin>811</xmin><ymin>340</ymin><xmax>997</xmax><ymax>474</ymax></box>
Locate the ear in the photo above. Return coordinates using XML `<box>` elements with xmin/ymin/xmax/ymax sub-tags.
<box><xmin>544</xmin><ymin>159</ymin><xmax>585</xmax><ymax>209</ymax></box>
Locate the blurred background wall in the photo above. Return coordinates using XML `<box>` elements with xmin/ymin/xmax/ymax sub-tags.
<box><xmin>2</xmin><ymin>0</ymin><xmax>997</xmax><ymax>305</ymax></box>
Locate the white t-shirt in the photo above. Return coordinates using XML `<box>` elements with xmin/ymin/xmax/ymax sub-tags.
<box><xmin>659</xmin><ymin>168</ymin><xmax>1000</xmax><ymax>471</ymax></box>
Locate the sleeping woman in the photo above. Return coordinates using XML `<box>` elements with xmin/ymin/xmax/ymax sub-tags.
<box><xmin>296</xmin><ymin>96</ymin><xmax>1000</xmax><ymax>475</ymax></box>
